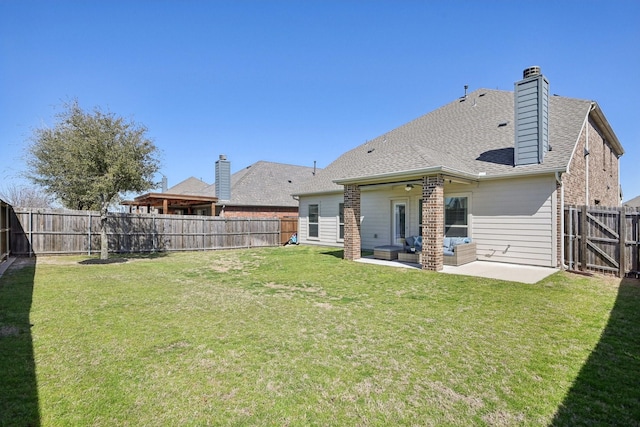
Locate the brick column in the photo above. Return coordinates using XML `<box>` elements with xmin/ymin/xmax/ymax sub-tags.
<box><xmin>421</xmin><ymin>175</ymin><xmax>444</xmax><ymax>271</ymax></box>
<box><xmin>344</xmin><ymin>184</ymin><xmax>361</xmax><ymax>260</ymax></box>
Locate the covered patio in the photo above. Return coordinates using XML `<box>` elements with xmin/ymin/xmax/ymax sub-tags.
<box><xmin>123</xmin><ymin>192</ymin><xmax>218</xmax><ymax>215</ymax></box>
<box><xmin>342</xmin><ymin>174</ymin><xmax>450</xmax><ymax>272</ymax></box>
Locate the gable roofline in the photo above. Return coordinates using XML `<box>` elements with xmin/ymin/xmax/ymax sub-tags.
<box><xmin>590</xmin><ymin>102</ymin><xmax>624</xmax><ymax>156</ymax></box>
<box><xmin>566</xmin><ymin>101</ymin><xmax>625</xmax><ymax>173</ymax></box>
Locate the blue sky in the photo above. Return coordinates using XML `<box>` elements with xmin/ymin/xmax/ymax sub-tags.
<box><xmin>1</xmin><ymin>0</ymin><xmax>639</xmax><ymax>201</ymax></box>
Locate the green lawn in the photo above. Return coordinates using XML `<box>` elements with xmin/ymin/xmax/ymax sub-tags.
<box><xmin>1</xmin><ymin>246</ymin><xmax>639</xmax><ymax>426</ymax></box>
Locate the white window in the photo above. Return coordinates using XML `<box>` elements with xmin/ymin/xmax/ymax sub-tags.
<box><xmin>444</xmin><ymin>196</ymin><xmax>468</xmax><ymax>237</ymax></box>
<box><xmin>338</xmin><ymin>203</ymin><xmax>344</xmax><ymax>240</ymax></box>
<box><xmin>308</xmin><ymin>204</ymin><xmax>319</xmax><ymax>238</ymax></box>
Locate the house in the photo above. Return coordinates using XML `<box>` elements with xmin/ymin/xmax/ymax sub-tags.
<box><xmin>623</xmin><ymin>195</ymin><xmax>640</xmax><ymax>208</ymax></box>
<box><xmin>126</xmin><ymin>156</ymin><xmax>318</xmax><ymax>218</ymax></box>
<box><xmin>293</xmin><ymin>66</ymin><xmax>624</xmax><ymax>271</ymax></box>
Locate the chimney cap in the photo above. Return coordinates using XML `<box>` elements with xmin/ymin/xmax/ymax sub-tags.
<box><xmin>523</xmin><ymin>66</ymin><xmax>541</xmax><ymax>79</ymax></box>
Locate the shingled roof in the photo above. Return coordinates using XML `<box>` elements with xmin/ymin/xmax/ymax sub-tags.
<box><xmin>293</xmin><ymin>89</ymin><xmax>622</xmax><ymax>195</ymax></box>
<box><xmin>173</xmin><ymin>161</ymin><xmax>317</xmax><ymax>207</ymax></box>
<box><xmin>166</xmin><ymin>177</ymin><xmax>209</xmax><ymax>195</ymax></box>
<box><xmin>624</xmin><ymin>195</ymin><xmax>640</xmax><ymax>208</ymax></box>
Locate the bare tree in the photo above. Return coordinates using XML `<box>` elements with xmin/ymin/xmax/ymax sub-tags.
<box><xmin>0</xmin><ymin>183</ymin><xmax>54</xmax><ymax>208</ymax></box>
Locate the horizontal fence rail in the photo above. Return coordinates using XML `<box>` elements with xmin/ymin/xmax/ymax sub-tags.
<box><xmin>564</xmin><ymin>205</ymin><xmax>640</xmax><ymax>277</ymax></box>
<box><xmin>10</xmin><ymin>208</ymin><xmax>295</xmax><ymax>256</ymax></box>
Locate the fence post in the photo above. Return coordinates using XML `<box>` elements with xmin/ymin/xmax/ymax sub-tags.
<box><xmin>152</xmin><ymin>215</ymin><xmax>157</xmax><ymax>253</ymax></box>
<box><xmin>88</xmin><ymin>212</ymin><xmax>92</xmax><ymax>256</ymax></box>
<box><xmin>247</xmin><ymin>218</ymin><xmax>251</xmax><ymax>248</ymax></box>
<box><xmin>579</xmin><ymin>206</ymin><xmax>587</xmax><ymax>271</ymax></box>
<box><xmin>619</xmin><ymin>207</ymin><xmax>627</xmax><ymax>277</ymax></box>
<box><xmin>28</xmin><ymin>209</ymin><xmax>33</xmax><ymax>258</ymax></box>
<box><xmin>567</xmin><ymin>207</ymin><xmax>573</xmax><ymax>270</ymax></box>
<box><xmin>5</xmin><ymin>202</ymin><xmax>9</xmax><ymax>259</ymax></box>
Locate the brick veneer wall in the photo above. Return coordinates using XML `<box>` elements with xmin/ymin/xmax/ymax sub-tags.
<box><xmin>343</xmin><ymin>184</ymin><xmax>361</xmax><ymax>261</ymax></box>
<box><xmin>216</xmin><ymin>205</ymin><xmax>298</xmax><ymax>219</ymax></box>
<box><xmin>421</xmin><ymin>175</ymin><xmax>444</xmax><ymax>271</ymax></box>
<box><xmin>563</xmin><ymin>118</ymin><xmax>620</xmax><ymax>207</ymax></box>
<box><xmin>558</xmin><ymin>117</ymin><xmax>621</xmax><ymax>268</ymax></box>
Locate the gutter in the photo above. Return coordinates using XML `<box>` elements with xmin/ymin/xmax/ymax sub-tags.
<box><xmin>333</xmin><ymin>165</ymin><xmax>479</xmax><ymax>186</ymax></box>
<box><xmin>333</xmin><ymin>165</ymin><xmax>568</xmax><ymax>186</ymax></box>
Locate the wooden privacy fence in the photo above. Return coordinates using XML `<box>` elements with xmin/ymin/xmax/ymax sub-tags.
<box><xmin>10</xmin><ymin>208</ymin><xmax>298</xmax><ymax>256</ymax></box>
<box><xmin>280</xmin><ymin>217</ymin><xmax>298</xmax><ymax>245</ymax></box>
<box><xmin>0</xmin><ymin>199</ymin><xmax>10</xmax><ymax>262</ymax></box>
<box><xmin>564</xmin><ymin>205</ymin><xmax>640</xmax><ymax>277</ymax></box>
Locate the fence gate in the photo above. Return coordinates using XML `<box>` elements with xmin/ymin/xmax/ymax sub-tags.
<box><xmin>564</xmin><ymin>205</ymin><xmax>640</xmax><ymax>277</ymax></box>
<box><xmin>280</xmin><ymin>217</ymin><xmax>298</xmax><ymax>245</ymax></box>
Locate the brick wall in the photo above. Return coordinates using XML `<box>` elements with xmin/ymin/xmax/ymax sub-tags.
<box><xmin>216</xmin><ymin>206</ymin><xmax>298</xmax><ymax>219</ymax></box>
<box><xmin>564</xmin><ymin>118</ymin><xmax>620</xmax><ymax>207</ymax></box>
<box><xmin>421</xmin><ymin>175</ymin><xmax>444</xmax><ymax>271</ymax></box>
<box><xmin>343</xmin><ymin>184</ymin><xmax>361</xmax><ymax>260</ymax></box>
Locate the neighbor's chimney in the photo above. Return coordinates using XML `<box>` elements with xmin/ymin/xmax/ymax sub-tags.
<box><xmin>514</xmin><ymin>66</ymin><xmax>549</xmax><ymax>166</ymax></box>
<box><xmin>161</xmin><ymin>175</ymin><xmax>168</xmax><ymax>193</ymax></box>
<box><xmin>215</xmin><ymin>154</ymin><xmax>231</xmax><ymax>201</ymax></box>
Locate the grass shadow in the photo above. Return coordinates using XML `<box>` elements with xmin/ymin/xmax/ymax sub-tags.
<box><xmin>78</xmin><ymin>251</ymin><xmax>170</xmax><ymax>265</ymax></box>
<box><xmin>0</xmin><ymin>257</ymin><xmax>40</xmax><ymax>426</ymax></box>
<box><xmin>551</xmin><ymin>277</ymin><xmax>640</xmax><ymax>425</ymax></box>
<box><xmin>319</xmin><ymin>249</ymin><xmax>374</xmax><ymax>259</ymax></box>
<box><xmin>79</xmin><ymin>257</ymin><xmax>129</xmax><ymax>265</ymax></box>
<box><xmin>319</xmin><ymin>249</ymin><xmax>344</xmax><ymax>259</ymax></box>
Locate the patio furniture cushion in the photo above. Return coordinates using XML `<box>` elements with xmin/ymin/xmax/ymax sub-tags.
<box><xmin>404</xmin><ymin>236</ymin><xmax>423</xmax><ymax>252</ymax></box>
<box><xmin>444</xmin><ymin>237</ymin><xmax>452</xmax><ymax>250</ymax></box>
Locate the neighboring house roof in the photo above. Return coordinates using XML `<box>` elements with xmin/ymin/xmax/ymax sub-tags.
<box><xmin>173</xmin><ymin>161</ymin><xmax>318</xmax><ymax>207</ymax></box>
<box><xmin>166</xmin><ymin>176</ymin><xmax>209</xmax><ymax>195</ymax></box>
<box><xmin>293</xmin><ymin>89</ymin><xmax>623</xmax><ymax>195</ymax></box>
<box><xmin>624</xmin><ymin>195</ymin><xmax>640</xmax><ymax>207</ymax></box>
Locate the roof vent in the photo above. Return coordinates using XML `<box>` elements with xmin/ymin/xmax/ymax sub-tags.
<box><xmin>523</xmin><ymin>66</ymin><xmax>541</xmax><ymax>79</ymax></box>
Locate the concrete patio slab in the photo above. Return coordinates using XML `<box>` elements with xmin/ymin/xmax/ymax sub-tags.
<box><xmin>441</xmin><ymin>260</ymin><xmax>558</xmax><ymax>284</ymax></box>
<box><xmin>356</xmin><ymin>256</ymin><xmax>558</xmax><ymax>284</ymax></box>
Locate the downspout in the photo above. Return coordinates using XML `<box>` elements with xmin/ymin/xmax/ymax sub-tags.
<box><xmin>556</xmin><ymin>171</ymin><xmax>568</xmax><ymax>269</ymax></box>
<box><xmin>585</xmin><ymin>113</ymin><xmax>589</xmax><ymax>205</ymax></box>
<box><xmin>585</xmin><ymin>102</ymin><xmax>597</xmax><ymax>205</ymax></box>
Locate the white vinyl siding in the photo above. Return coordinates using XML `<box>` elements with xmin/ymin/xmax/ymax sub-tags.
<box><xmin>360</xmin><ymin>186</ymin><xmax>422</xmax><ymax>249</ymax></box>
<box><xmin>298</xmin><ymin>194</ymin><xmax>343</xmax><ymax>247</ymax></box>
<box><xmin>469</xmin><ymin>176</ymin><xmax>556</xmax><ymax>267</ymax></box>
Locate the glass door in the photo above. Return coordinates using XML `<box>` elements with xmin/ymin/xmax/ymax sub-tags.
<box><xmin>392</xmin><ymin>201</ymin><xmax>406</xmax><ymax>246</ymax></box>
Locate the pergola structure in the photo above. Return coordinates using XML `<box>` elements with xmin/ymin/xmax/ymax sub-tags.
<box><xmin>122</xmin><ymin>192</ymin><xmax>218</xmax><ymax>215</ymax></box>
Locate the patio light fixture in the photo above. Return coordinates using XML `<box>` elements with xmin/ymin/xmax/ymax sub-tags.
<box><xmin>405</xmin><ymin>184</ymin><xmax>414</xmax><ymax>192</ymax></box>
